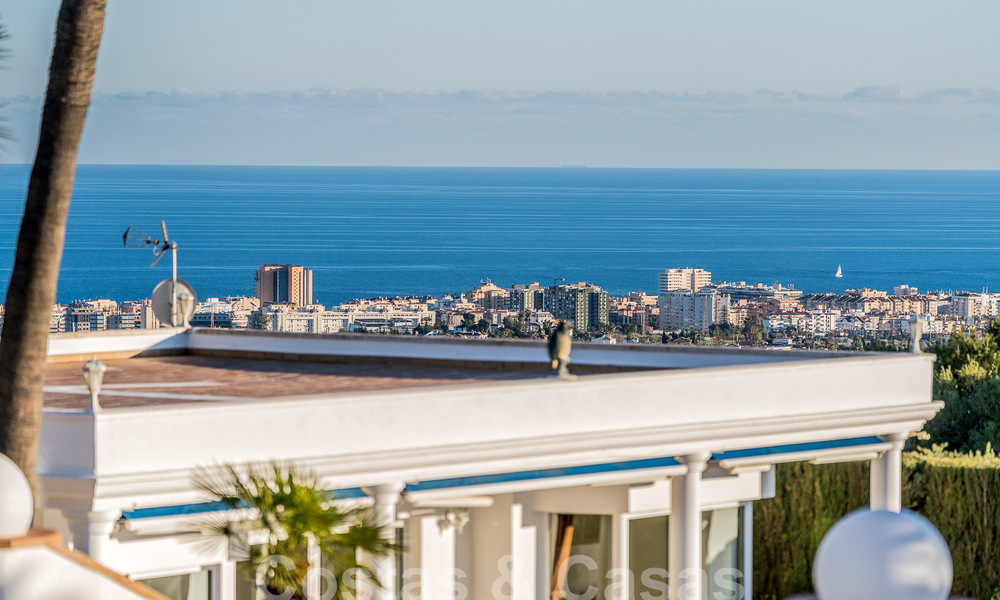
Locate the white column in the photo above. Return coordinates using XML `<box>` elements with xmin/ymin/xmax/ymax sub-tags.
<box><xmin>883</xmin><ymin>433</ymin><xmax>907</xmax><ymax>513</ymax></box>
<box><xmin>740</xmin><ymin>501</ymin><xmax>753</xmax><ymax>600</ymax></box>
<box><xmin>669</xmin><ymin>452</ymin><xmax>710</xmax><ymax>600</ymax></box>
<box><xmin>610</xmin><ymin>513</ymin><xmax>630</xmax><ymax>600</ymax></box>
<box><xmin>62</xmin><ymin>509</ymin><xmax>120</xmax><ymax>564</ymax></box>
<box><xmin>510</xmin><ymin>496</ymin><xmax>544</xmax><ymax>600</ymax></box>
<box><xmin>870</xmin><ymin>433</ymin><xmax>907</xmax><ymax>512</ymax></box>
<box><xmin>218</xmin><ymin>560</ymin><xmax>238</xmax><ymax>600</ymax></box>
<box><xmin>869</xmin><ymin>454</ymin><xmax>886</xmax><ymax>510</ymax></box>
<box><xmin>370</xmin><ymin>484</ymin><xmax>405</xmax><ymax>600</ymax></box>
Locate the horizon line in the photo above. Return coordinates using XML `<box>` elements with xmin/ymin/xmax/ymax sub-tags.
<box><xmin>3</xmin><ymin>164</ymin><xmax>999</xmax><ymax>173</ymax></box>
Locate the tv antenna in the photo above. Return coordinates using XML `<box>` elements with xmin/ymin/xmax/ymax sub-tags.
<box><xmin>123</xmin><ymin>221</ymin><xmax>197</xmax><ymax>327</ymax></box>
<box><xmin>551</xmin><ymin>277</ymin><xmax>565</xmax><ymax>286</ymax></box>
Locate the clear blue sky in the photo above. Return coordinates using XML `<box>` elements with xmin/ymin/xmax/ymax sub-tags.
<box><xmin>2</xmin><ymin>1</ymin><xmax>999</xmax><ymax>168</ymax></box>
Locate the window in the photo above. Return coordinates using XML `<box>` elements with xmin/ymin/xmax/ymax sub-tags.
<box><xmin>629</xmin><ymin>515</ymin><xmax>668</xmax><ymax>599</ymax></box>
<box><xmin>628</xmin><ymin>507</ymin><xmax>745</xmax><ymax>600</ymax></box>
<box><xmin>139</xmin><ymin>570</ymin><xmax>211</xmax><ymax>600</ymax></box>
<box><xmin>703</xmin><ymin>507</ymin><xmax>743</xmax><ymax>600</ymax></box>
<box><xmin>234</xmin><ymin>561</ymin><xmax>256</xmax><ymax>600</ymax></box>
<box><xmin>551</xmin><ymin>514</ymin><xmax>612</xmax><ymax>600</ymax></box>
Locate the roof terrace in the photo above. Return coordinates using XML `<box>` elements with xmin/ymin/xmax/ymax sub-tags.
<box><xmin>43</xmin><ymin>326</ymin><xmax>864</xmax><ymax>411</ymax></box>
<box><xmin>43</xmin><ymin>355</ymin><xmax>555</xmax><ymax>410</ymax></box>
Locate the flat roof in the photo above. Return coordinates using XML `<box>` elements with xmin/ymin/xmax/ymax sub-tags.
<box><xmin>42</xmin><ymin>355</ymin><xmax>561</xmax><ymax>410</ymax></box>
<box><xmin>39</xmin><ymin>328</ymin><xmax>880</xmax><ymax>411</ymax></box>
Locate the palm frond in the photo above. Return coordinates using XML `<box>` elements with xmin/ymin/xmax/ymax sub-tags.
<box><xmin>195</xmin><ymin>462</ymin><xmax>397</xmax><ymax>600</ymax></box>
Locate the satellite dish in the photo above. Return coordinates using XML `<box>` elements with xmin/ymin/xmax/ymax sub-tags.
<box><xmin>152</xmin><ymin>278</ymin><xmax>197</xmax><ymax>327</ymax></box>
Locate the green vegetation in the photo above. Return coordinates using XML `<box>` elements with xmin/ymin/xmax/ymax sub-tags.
<box><xmin>754</xmin><ymin>449</ymin><xmax>1000</xmax><ymax>600</ymax></box>
<box><xmin>198</xmin><ymin>464</ymin><xmax>394</xmax><ymax>600</ymax></box>
<box><xmin>742</xmin><ymin>314</ymin><xmax>766</xmax><ymax>346</ymax></box>
<box><xmin>253</xmin><ymin>313</ymin><xmax>273</xmax><ymax>330</ymax></box>
<box><xmin>414</xmin><ymin>317</ymin><xmax>437</xmax><ymax>335</ymax></box>
<box><xmin>496</xmin><ymin>311</ymin><xmax>530</xmax><ymax>338</ymax></box>
<box><xmin>927</xmin><ymin>320</ymin><xmax>1000</xmax><ymax>452</ymax></box>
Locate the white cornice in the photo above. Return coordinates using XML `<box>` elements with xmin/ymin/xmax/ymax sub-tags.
<box><xmin>39</xmin><ymin>401</ymin><xmax>941</xmax><ymax>512</ymax></box>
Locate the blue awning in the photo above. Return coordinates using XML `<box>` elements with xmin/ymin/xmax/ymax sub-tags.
<box><xmin>712</xmin><ymin>436</ymin><xmax>885</xmax><ymax>462</ymax></box>
<box><xmin>404</xmin><ymin>456</ymin><xmax>683</xmax><ymax>493</ymax></box>
<box><xmin>121</xmin><ymin>487</ymin><xmax>367</xmax><ymax>520</ymax></box>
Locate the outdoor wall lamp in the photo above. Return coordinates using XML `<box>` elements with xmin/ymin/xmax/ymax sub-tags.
<box><xmin>82</xmin><ymin>355</ymin><xmax>106</xmax><ymax>413</ymax></box>
<box><xmin>907</xmin><ymin>314</ymin><xmax>925</xmax><ymax>354</ymax></box>
<box><xmin>437</xmin><ymin>509</ymin><xmax>470</xmax><ymax>534</ymax></box>
<box><xmin>178</xmin><ymin>291</ymin><xmax>195</xmax><ymax>328</ymax></box>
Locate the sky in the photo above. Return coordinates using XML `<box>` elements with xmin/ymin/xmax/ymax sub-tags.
<box><xmin>2</xmin><ymin>1</ymin><xmax>1000</xmax><ymax>168</ymax></box>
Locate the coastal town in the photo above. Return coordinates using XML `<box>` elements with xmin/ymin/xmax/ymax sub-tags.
<box><xmin>1</xmin><ymin>263</ymin><xmax>991</xmax><ymax>349</ymax></box>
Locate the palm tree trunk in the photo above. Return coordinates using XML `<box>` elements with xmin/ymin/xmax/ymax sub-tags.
<box><xmin>0</xmin><ymin>0</ymin><xmax>107</xmax><ymax>494</ymax></box>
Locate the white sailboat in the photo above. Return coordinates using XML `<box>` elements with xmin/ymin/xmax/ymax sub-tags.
<box><xmin>835</xmin><ymin>265</ymin><xmax>843</xmax><ymax>278</ymax></box>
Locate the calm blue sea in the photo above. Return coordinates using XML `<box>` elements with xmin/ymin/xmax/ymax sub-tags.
<box><xmin>1</xmin><ymin>165</ymin><xmax>999</xmax><ymax>305</ymax></box>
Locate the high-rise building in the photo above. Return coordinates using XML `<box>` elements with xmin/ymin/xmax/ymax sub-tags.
<box><xmin>254</xmin><ymin>264</ymin><xmax>313</xmax><ymax>306</ymax></box>
<box><xmin>506</xmin><ymin>283</ymin><xmax>546</xmax><ymax>312</ymax></box>
<box><xmin>543</xmin><ymin>282</ymin><xmax>609</xmax><ymax>331</ymax></box>
<box><xmin>659</xmin><ymin>288</ymin><xmax>730</xmax><ymax>330</ymax></box>
<box><xmin>658</xmin><ymin>267</ymin><xmax>712</xmax><ymax>293</ymax></box>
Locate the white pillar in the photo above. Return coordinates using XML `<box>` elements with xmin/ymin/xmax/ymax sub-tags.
<box><xmin>62</xmin><ymin>509</ymin><xmax>120</xmax><ymax>564</ymax></box>
<box><xmin>610</xmin><ymin>513</ymin><xmax>630</xmax><ymax>600</ymax></box>
<box><xmin>883</xmin><ymin>433</ymin><xmax>907</xmax><ymax>513</ymax></box>
<box><xmin>218</xmin><ymin>560</ymin><xmax>238</xmax><ymax>600</ymax></box>
<box><xmin>869</xmin><ymin>454</ymin><xmax>886</xmax><ymax>510</ymax></box>
<box><xmin>370</xmin><ymin>484</ymin><xmax>405</xmax><ymax>600</ymax></box>
<box><xmin>669</xmin><ymin>452</ymin><xmax>710</xmax><ymax>600</ymax></box>
<box><xmin>510</xmin><ymin>495</ymin><xmax>544</xmax><ymax>600</ymax></box>
<box><xmin>870</xmin><ymin>433</ymin><xmax>907</xmax><ymax>512</ymax></box>
<box><xmin>740</xmin><ymin>501</ymin><xmax>753</xmax><ymax>600</ymax></box>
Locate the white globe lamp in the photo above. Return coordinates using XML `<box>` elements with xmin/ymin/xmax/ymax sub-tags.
<box><xmin>0</xmin><ymin>453</ymin><xmax>34</xmax><ymax>539</ymax></box>
<box><xmin>813</xmin><ymin>508</ymin><xmax>952</xmax><ymax>600</ymax></box>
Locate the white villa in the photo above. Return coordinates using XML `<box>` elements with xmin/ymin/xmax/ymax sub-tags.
<box><xmin>11</xmin><ymin>327</ymin><xmax>940</xmax><ymax>599</ymax></box>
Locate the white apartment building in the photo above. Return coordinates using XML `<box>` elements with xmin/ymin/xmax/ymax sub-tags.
<box><xmin>271</xmin><ymin>308</ymin><xmax>435</xmax><ymax>334</ymax></box>
<box><xmin>50</xmin><ymin>305</ymin><xmax>68</xmax><ymax>333</ymax></box>
<box><xmin>761</xmin><ymin>312</ymin><xmax>808</xmax><ymax>332</ymax></box>
<box><xmin>711</xmin><ymin>282</ymin><xmax>802</xmax><ymax>302</ymax></box>
<box><xmin>657</xmin><ymin>268</ymin><xmax>712</xmax><ymax>294</ymax></box>
<box><xmin>897</xmin><ymin>315</ymin><xmax>966</xmax><ymax>337</ymax></box>
<box><xmin>836</xmin><ymin>315</ymin><xmax>878</xmax><ymax>336</ymax></box>
<box><xmin>658</xmin><ymin>289</ymin><xmax>729</xmax><ymax>331</ymax></box>
<box><xmin>529</xmin><ymin>310</ymin><xmax>557</xmax><ymax>327</ymax></box>
<box><xmin>804</xmin><ymin>311</ymin><xmax>840</xmax><ymax>335</ymax></box>
<box><xmin>273</xmin><ymin>310</ymin><xmax>352</xmax><ymax>334</ymax></box>
<box><xmin>947</xmin><ymin>292</ymin><xmax>1000</xmax><ymax>321</ymax></box>
<box><xmin>351</xmin><ymin>309</ymin><xmax>435</xmax><ymax>333</ymax></box>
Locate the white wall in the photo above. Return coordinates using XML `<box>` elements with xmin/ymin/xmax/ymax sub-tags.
<box><xmin>0</xmin><ymin>545</ymin><xmax>164</xmax><ymax>600</ymax></box>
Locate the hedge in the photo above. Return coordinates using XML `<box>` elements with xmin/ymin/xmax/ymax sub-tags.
<box><xmin>753</xmin><ymin>446</ymin><xmax>1000</xmax><ymax>600</ymax></box>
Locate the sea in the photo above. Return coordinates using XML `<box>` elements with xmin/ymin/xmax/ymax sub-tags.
<box><xmin>1</xmin><ymin>165</ymin><xmax>999</xmax><ymax>306</ymax></box>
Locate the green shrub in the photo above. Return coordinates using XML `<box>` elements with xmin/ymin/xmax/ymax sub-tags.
<box><xmin>927</xmin><ymin>321</ymin><xmax>1000</xmax><ymax>453</ymax></box>
<box><xmin>753</xmin><ymin>462</ymin><xmax>869</xmax><ymax>599</ymax></box>
<box><xmin>905</xmin><ymin>446</ymin><xmax>1000</xmax><ymax>600</ymax></box>
<box><xmin>755</xmin><ymin>452</ymin><xmax>1000</xmax><ymax>600</ymax></box>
